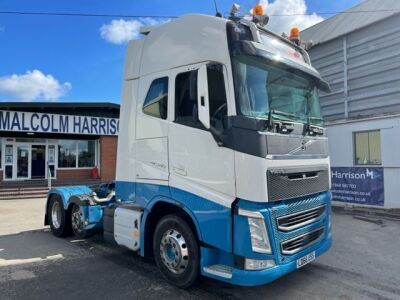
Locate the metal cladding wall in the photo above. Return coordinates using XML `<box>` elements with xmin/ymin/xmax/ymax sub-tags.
<box><xmin>307</xmin><ymin>14</ymin><xmax>400</xmax><ymax>121</ymax></box>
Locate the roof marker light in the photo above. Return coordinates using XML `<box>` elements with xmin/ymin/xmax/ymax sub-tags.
<box><xmin>253</xmin><ymin>4</ymin><xmax>264</xmax><ymax>16</ymax></box>
<box><xmin>289</xmin><ymin>26</ymin><xmax>300</xmax><ymax>45</ymax></box>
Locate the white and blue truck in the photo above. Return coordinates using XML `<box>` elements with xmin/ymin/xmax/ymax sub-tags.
<box><xmin>45</xmin><ymin>8</ymin><xmax>332</xmax><ymax>288</ymax></box>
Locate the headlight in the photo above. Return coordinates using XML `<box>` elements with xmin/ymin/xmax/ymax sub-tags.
<box><xmin>238</xmin><ymin>208</ymin><xmax>272</xmax><ymax>254</ymax></box>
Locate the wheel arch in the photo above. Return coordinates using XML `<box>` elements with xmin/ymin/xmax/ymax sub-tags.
<box><xmin>141</xmin><ymin>198</ymin><xmax>203</xmax><ymax>258</ymax></box>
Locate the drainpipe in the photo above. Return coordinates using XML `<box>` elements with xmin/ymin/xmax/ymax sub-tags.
<box><xmin>343</xmin><ymin>36</ymin><xmax>349</xmax><ymax>118</ymax></box>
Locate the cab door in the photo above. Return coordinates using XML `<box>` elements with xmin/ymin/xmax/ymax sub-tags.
<box><xmin>168</xmin><ymin>62</ymin><xmax>235</xmax><ymax>207</ymax></box>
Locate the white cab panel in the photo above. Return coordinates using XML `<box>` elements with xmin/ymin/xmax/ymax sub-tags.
<box><xmin>135</xmin><ymin>70</ymin><xmax>170</xmax><ymax>182</ymax></box>
<box><xmin>169</xmin><ymin>124</ymin><xmax>235</xmax><ymax>200</ymax></box>
<box><xmin>114</xmin><ymin>207</ymin><xmax>142</xmax><ymax>251</ymax></box>
<box><xmin>124</xmin><ymin>40</ymin><xmax>144</xmax><ymax>80</ymax></box>
<box><xmin>116</xmin><ymin>79</ymin><xmax>138</xmax><ymax>183</ymax></box>
<box><xmin>136</xmin><ymin>137</ymin><xmax>169</xmax><ymax>181</ymax></box>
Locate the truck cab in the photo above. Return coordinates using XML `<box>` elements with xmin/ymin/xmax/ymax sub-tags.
<box><xmin>46</xmin><ymin>13</ymin><xmax>332</xmax><ymax>288</ymax></box>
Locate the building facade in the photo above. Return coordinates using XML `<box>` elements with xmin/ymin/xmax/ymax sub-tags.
<box><xmin>0</xmin><ymin>102</ymin><xmax>119</xmax><ymax>184</ymax></box>
<box><xmin>302</xmin><ymin>0</ymin><xmax>400</xmax><ymax>208</ymax></box>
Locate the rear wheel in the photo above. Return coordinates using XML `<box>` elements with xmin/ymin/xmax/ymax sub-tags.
<box><xmin>48</xmin><ymin>196</ymin><xmax>70</xmax><ymax>237</ymax></box>
<box><xmin>71</xmin><ymin>204</ymin><xmax>93</xmax><ymax>238</ymax></box>
<box><xmin>153</xmin><ymin>215</ymin><xmax>199</xmax><ymax>288</ymax></box>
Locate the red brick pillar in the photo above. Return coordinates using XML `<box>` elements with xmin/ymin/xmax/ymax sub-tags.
<box><xmin>99</xmin><ymin>136</ymin><xmax>118</xmax><ymax>181</ymax></box>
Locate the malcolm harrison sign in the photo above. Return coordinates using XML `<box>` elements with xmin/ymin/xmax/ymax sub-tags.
<box><xmin>0</xmin><ymin>110</ymin><xmax>119</xmax><ymax>136</ymax></box>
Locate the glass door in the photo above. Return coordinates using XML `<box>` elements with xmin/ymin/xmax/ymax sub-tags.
<box><xmin>31</xmin><ymin>145</ymin><xmax>46</xmax><ymax>179</ymax></box>
<box><xmin>16</xmin><ymin>145</ymin><xmax>30</xmax><ymax>179</ymax></box>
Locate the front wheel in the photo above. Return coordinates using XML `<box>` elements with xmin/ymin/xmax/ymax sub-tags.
<box><xmin>153</xmin><ymin>215</ymin><xmax>199</xmax><ymax>288</ymax></box>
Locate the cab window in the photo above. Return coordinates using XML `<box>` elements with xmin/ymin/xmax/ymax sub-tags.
<box><xmin>143</xmin><ymin>77</ymin><xmax>168</xmax><ymax>120</ymax></box>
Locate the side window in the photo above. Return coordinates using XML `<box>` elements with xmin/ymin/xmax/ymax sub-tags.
<box><xmin>175</xmin><ymin>70</ymin><xmax>203</xmax><ymax>128</ymax></box>
<box><xmin>354</xmin><ymin>130</ymin><xmax>381</xmax><ymax>165</ymax></box>
<box><xmin>207</xmin><ymin>64</ymin><xmax>228</xmax><ymax>127</ymax></box>
<box><xmin>143</xmin><ymin>77</ymin><xmax>168</xmax><ymax>120</ymax></box>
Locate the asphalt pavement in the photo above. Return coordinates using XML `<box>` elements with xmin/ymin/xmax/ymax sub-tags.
<box><xmin>1</xmin><ymin>198</ymin><xmax>399</xmax><ymax>300</ymax></box>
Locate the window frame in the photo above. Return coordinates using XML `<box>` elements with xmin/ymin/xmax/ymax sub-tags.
<box><xmin>57</xmin><ymin>139</ymin><xmax>98</xmax><ymax>169</ymax></box>
<box><xmin>142</xmin><ymin>76</ymin><xmax>169</xmax><ymax>120</ymax></box>
<box><xmin>173</xmin><ymin>62</ymin><xmax>230</xmax><ymax>130</ymax></box>
<box><xmin>0</xmin><ymin>138</ymin><xmax>2</xmax><ymax>170</ymax></box>
<box><xmin>353</xmin><ymin>129</ymin><xmax>382</xmax><ymax>166</ymax></box>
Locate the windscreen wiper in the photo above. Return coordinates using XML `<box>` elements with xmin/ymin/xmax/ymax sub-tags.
<box><xmin>267</xmin><ymin>109</ymin><xmax>295</xmax><ymax>134</ymax></box>
<box><xmin>304</xmin><ymin>116</ymin><xmax>324</xmax><ymax>136</ymax></box>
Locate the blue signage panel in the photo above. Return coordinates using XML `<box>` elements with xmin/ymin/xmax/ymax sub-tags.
<box><xmin>331</xmin><ymin>167</ymin><xmax>384</xmax><ymax>206</ymax></box>
<box><xmin>0</xmin><ymin>110</ymin><xmax>119</xmax><ymax>136</ymax></box>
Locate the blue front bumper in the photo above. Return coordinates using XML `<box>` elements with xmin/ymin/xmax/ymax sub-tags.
<box><xmin>229</xmin><ymin>237</ymin><xmax>331</xmax><ymax>286</ymax></box>
<box><xmin>201</xmin><ymin>192</ymin><xmax>332</xmax><ymax>286</ymax></box>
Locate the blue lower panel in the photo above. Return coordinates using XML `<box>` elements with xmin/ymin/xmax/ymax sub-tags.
<box><xmin>202</xmin><ymin>237</ymin><xmax>332</xmax><ymax>286</ymax></box>
<box><xmin>116</xmin><ymin>181</ymin><xmax>232</xmax><ymax>253</ymax></box>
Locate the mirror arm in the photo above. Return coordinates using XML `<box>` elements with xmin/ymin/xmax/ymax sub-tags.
<box><xmin>209</xmin><ymin>125</ymin><xmax>227</xmax><ymax>147</ymax></box>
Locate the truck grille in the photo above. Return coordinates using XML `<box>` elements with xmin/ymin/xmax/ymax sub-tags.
<box><xmin>267</xmin><ymin>165</ymin><xmax>329</xmax><ymax>201</ymax></box>
<box><xmin>277</xmin><ymin>205</ymin><xmax>325</xmax><ymax>231</ymax></box>
<box><xmin>281</xmin><ymin>227</ymin><xmax>324</xmax><ymax>255</ymax></box>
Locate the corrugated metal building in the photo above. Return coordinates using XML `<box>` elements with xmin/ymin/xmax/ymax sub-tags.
<box><xmin>302</xmin><ymin>0</ymin><xmax>400</xmax><ymax>208</ymax></box>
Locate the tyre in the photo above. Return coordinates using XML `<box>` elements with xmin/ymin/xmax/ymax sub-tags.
<box><xmin>71</xmin><ymin>204</ymin><xmax>94</xmax><ymax>238</ymax></box>
<box><xmin>48</xmin><ymin>195</ymin><xmax>70</xmax><ymax>237</ymax></box>
<box><xmin>153</xmin><ymin>214</ymin><xmax>199</xmax><ymax>288</ymax></box>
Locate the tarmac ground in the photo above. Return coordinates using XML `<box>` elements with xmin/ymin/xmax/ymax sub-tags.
<box><xmin>1</xmin><ymin>198</ymin><xmax>399</xmax><ymax>299</ymax></box>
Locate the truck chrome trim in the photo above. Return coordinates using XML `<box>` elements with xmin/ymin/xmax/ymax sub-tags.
<box><xmin>277</xmin><ymin>205</ymin><xmax>326</xmax><ymax>232</ymax></box>
<box><xmin>281</xmin><ymin>227</ymin><xmax>324</xmax><ymax>255</ymax></box>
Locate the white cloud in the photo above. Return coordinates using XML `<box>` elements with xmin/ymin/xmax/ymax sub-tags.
<box><xmin>100</xmin><ymin>18</ymin><xmax>168</xmax><ymax>45</ymax></box>
<box><xmin>258</xmin><ymin>0</ymin><xmax>324</xmax><ymax>35</ymax></box>
<box><xmin>0</xmin><ymin>70</ymin><xmax>71</xmax><ymax>101</ymax></box>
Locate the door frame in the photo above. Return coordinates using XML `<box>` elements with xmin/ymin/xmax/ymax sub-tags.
<box><xmin>14</xmin><ymin>143</ymin><xmax>31</xmax><ymax>180</ymax></box>
<box><xmin>2</xmin><ymin>139</ymin><xmax>58</xmax><ymax>181</ymax></box>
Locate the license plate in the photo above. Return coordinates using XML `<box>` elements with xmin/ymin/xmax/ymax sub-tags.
<box><xmin>296</xmin><ymin>251</ymin><xmax>315</xmax><ymax>269</ymax></box>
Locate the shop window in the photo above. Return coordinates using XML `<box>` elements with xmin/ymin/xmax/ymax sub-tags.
<box><xmin>354</xmin><ymin>130</ymin><xmax>381</xmax><ymax>165</ymax></box>
<box><xmin>58</xmin><ymin>140</ymin><xmax>77</xmax><ymax>168</ymax></box>
<box><xmin>143</xmin><ymin>77</ymin><xmax>168</xmax><ymax>120</ymax></box>
<box><xmin>78</xmin><ymin>140</ymin><xmax>96</xmax><ymax>167</ymax></box>
<box><xmin>58</xmin><ymin>140</ymin><xmax>96</xmax><ymax>168</ymax></box>
<box><xmin>0</xmin><ymin>139</ymin><xmax>2</xmax><ymax>169</ymax></box>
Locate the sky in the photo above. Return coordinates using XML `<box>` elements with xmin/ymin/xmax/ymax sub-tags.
<box><xmin>0</xmin><ymin>0</ymin><xmax>362</xmax><ymax>103</ymax></box>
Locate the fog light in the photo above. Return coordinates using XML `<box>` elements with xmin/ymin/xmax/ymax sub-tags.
<box><xmin>245</xmin><ymin>258</ymin><xmax>275</xmax><ymax>270</ymax></box>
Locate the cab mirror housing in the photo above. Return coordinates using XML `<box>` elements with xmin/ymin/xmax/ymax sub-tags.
<box><xmin>197</xmin><ymin>65</ymin><xmax>211</xmax><ymax>129</ymax></box>
<box><xmin>318</xmin><ymin>79</ymin><xmax>331</xmax><ymax>93</ymax></box>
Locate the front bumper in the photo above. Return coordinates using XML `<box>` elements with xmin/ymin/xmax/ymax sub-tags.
<box><xmin>201</xmin><ymin>191</ymin><xmax>332</xmax><ymax>286</ymax></box>
<box><xmin>229</xmin><ymin>237</ymin><xmax>331</xmax><ymax>286</ymax></box>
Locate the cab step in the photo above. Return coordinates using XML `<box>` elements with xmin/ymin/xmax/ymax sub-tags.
<box><xmin>203</xmin><ymin>264</ymin><xmax>233</xmax><ymax>279</ymax></box>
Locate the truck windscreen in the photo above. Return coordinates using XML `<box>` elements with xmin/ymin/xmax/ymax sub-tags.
<box><xmin>232</xmin><ymin>54</ymin><xmax>323</xmax><ymax>127</ymax></box>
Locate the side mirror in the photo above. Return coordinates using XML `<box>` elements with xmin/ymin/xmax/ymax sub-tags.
<box><xmin>197</xmin><ymin>65</ymin><xmax>210</xmax><ymax>129</ymax></box>
<box><xmin>317</xmin><ymin>79</ymin><xmax>331</xmax><ymax>93</ymax></box>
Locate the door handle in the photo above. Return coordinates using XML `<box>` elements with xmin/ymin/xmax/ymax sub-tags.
<box><xmin>172</xmin><ymin>166</ymin><xmax>187</xmax><ymax>176</ymax></box>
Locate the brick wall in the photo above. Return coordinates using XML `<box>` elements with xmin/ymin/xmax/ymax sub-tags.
<box><xmin>100</xmin><ymin>136</ymin><xmax>118</xmax><ymax>181</ymax></box>
<box><xmin>57</xmin><ymin>169</ymin><xmax>92</xmax><ymax>180</ymax></box>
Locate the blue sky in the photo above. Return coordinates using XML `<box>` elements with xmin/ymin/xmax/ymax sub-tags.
<box><xmin>0</xmin><ymin>0</ymin><xmax>362</xmax><ymax>103</ymax></box>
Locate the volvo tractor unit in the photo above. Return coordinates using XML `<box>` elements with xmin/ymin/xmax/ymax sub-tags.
<box><xmin>45</xmin><ymin>10</ymin><xmax>332</xmax><ymax>288</ymax></box>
